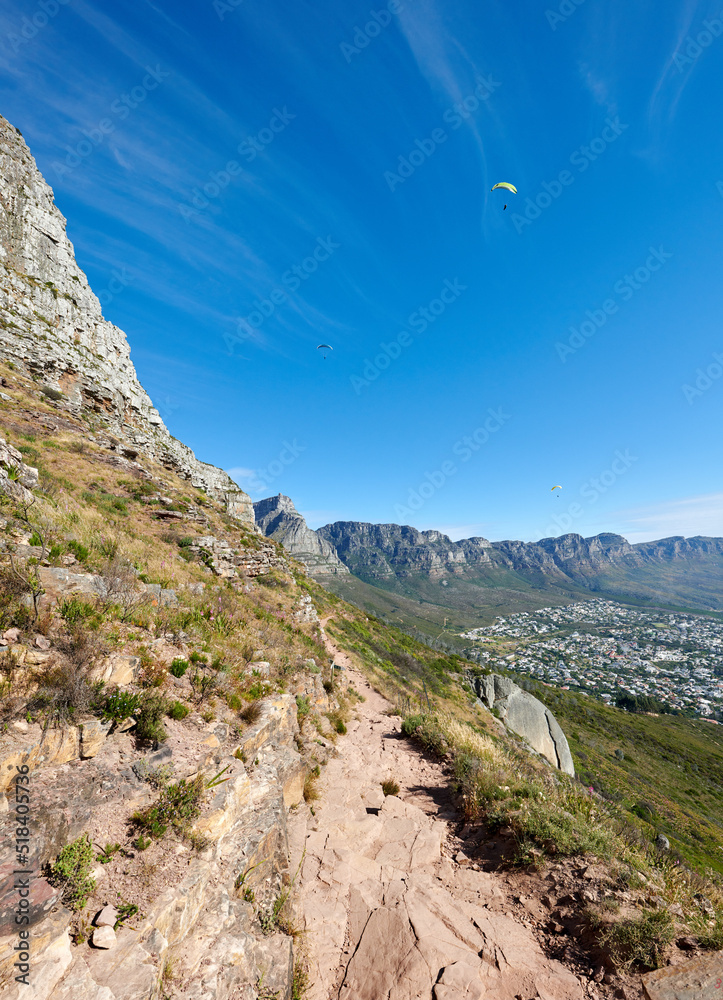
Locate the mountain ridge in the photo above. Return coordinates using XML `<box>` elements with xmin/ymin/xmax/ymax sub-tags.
<box><xmin>0</xmin><ymin>114</ymin><xmax>254</xmax><ymax>524</ymax></box>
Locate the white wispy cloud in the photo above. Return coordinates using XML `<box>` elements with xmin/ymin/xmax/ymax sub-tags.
<box><xmin>608</xmin><ymin>492</ymin><xmax>723</xmax><ymax>543</ymax></box>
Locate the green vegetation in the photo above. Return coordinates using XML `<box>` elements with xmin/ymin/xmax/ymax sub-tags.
<box><xmin>47</xmin><ymin>833</ymin><xmax>96</xmax><ymax>911</ymax></box>
<box><xmin>133</xmin><ymin>775</ymin><xmax>204</xmax><ymax>841</ymax></box>
<box><xmin>134</xmin><ymin>692</ymin><xmax>167</xmax><ymax>743</ymax></box>
<box><xmin>166</xmin><ymin>699</ymin><xmax>189</xmax><ymax>720</ymax></box>
<box><xmin>381</xmin><ymin>778</ymin><xmax>400</xmax><ymax>797</ymax></box>
<box><xmin>169</xmin><ymin>657</ymin><xmax>188</xmax><ymax>677</ymax></box>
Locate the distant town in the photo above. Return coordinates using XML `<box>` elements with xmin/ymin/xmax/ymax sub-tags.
<box><xmin>460</xmin><ymin>600</ymin><xmax>723</xmax><ymax>721</ymax></box>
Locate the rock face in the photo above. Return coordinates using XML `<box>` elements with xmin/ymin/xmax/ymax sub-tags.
<box><xmin>0</xmin><ymin>114</ymin><xmax>253</xmax><ymax>525</ymax></box>
<box><xmin>316</xmin><ymin>521</ymin><xmax>723</xmax><ymax>612</ymax></box>
<box><xmin>471</xmin><ymin>673</ymin><xmax>575</xmax><ymax>776</ymax></box>
<box><xmin>254</xmin><ymin>495</ymin><xmax>350</xmax><ymax>577</ymax></box>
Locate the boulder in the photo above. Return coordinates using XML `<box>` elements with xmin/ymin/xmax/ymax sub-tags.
<box><xmin>641</xmin><ymin>951</ymin><xmax>723</xmax><ymax>999</ymax></box>
<box><xmin>94</xmin><ymin>905</ymin><xmax>118</xmax><ymax>928</ymax></box>
<box><xmin>471</xmin><ymin>674</ymin><xmax>575</xmax><ymax>776</ymax></box>
<box><xmin>91</xmin><ymin>925</ymin><xmax>117</xmax><ymax>949</ymax></box>
<box><xmin>79</xmin><ymin>719</ymin><xmax>112</xmax><ymax>759</ymax></box>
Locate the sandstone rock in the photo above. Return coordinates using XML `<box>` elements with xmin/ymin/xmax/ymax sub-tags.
<box><xmin>91</xmin><ymin>653</ymin><xmax>139</xmax><ymax>686</ymax></box>
<box><xmin>35</xmin><ymin>635</ymin><xmax>51</xmax><ymax>650</ymax></box>
<box><xmin>2</xmin><ymin>627</ymin><xmax>20</xmax><ymax>643</ymax></box>
<box><xmin>11</xmin><ymin>720</ymin><xmax>28</xmax><ymax>732</ymax></box>
<box><xmin>471</xmin><ymin>673</ymin><xmax>575</xmax><ymax>775</ymax></box>
<box><xmin>94</xmin><ymin>905</ymin><xmax>118</xmax><ymax>928</ymax></box>
<box><xmin>641</xmin><ymin>951</ymin><xmax>723</xmax><ymax>999</ymax></box>
<box><xmin>254</xmin><ymin>494</ymin><xmax>350</xmax><ymax>577</ymax></box>
<box><xmin>79</xmin><ymin>719</ymin><xmax>112</xmax><ymax>759</ymax></box>
<box><xmin>655</xmin><ymin>833</ymin><xmax>670</xmax><ymax>850</ymax></box>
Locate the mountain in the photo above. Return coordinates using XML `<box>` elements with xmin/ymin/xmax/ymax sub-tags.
<box><xmin>253</xmin><ymin>495</ymin><xmax>349</xmax><ymax>577</ymax></box>
<box><xmin>0</xmin><ymin>114</ymin><xmax>253</xmax><ymax>524</ymax></box>
<box><xmin>316</xmin><ymin>521</ymin><xmax>723</xmax><ymax>614</ymax></box>
<box><xmin>253</xmin><ymin>510</ymin><xmax>723</xmax><ymax>621</ymax></box>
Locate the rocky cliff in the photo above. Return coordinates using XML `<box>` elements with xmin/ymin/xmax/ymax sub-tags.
<box><xmin>253</xmin><ymin>495</ymin><xmax>349</xmax><ymax>578</ymax></box>
<box><xmin>314</xmin><ymin>521</ymin><xmax>723</xmax><ymax>612</ymax></box>
<box><xmin>0</xmin><ymin>115</ymin><xmax>253</xmax><ymax>525</ymax></box>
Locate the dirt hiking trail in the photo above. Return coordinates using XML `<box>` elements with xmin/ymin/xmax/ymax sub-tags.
<box><xmin>287</xmin><ymin>630</ymin><xmax>632</xmax><ymax>1000</ymax></box>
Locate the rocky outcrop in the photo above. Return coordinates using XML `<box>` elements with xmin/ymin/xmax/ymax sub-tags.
<box><xmin>471</xmin><ymin>673</ymin><xmax>575</xmax><ymax>776</ymax></box>
<box><xmin>0</xmin><ymin>694</ymin><xmax>306</xmax><ymax>1000</ymax></box>
<box><xmin>0</xmin><ymin>115</ymin><xmax>253</xmax><ymax>525</ymax></box>
<box><xmin>254</xmin><ymin>495</ymin><xmax>349</xmax><ymax>577</ymax></box>
<box><xmin>0</xmin><ymin>435</ymin><xmax>38</xmax><ymax>504</ymax></box>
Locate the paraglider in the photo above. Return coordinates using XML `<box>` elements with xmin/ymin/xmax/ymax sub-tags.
<box><xmin>551</xmin><ymin>485</ymin><xmax>562</xmax><ymax>498</ymax></box>
<box><xmin>491</xmin><ymin>182</ymin><xmax>517</xmax><ymax>210</ymax></box>
<box><xmin>317</xmin><ymin>344</ymin><xmax>333</xmax><ymax>359</ymax></box>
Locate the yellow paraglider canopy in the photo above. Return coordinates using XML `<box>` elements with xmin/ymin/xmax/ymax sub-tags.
<box><xmin>551</xmin><ymin>485</ymin><xmax>562</xmax><ymax>492</ymax></box>
<box><xmin>491</xmin><ymin>182</ymin><xmax>518</xmax><ymax>195</ymax></box>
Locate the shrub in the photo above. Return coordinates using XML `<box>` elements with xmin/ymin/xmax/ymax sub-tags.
<box><xmin>169</xmin><ymin>658</ymin><xmax>188</xmax><ymax>678</ymax></box>
<box><xmin>598</xmin><ymin>909</ymin><xmax>675</xmax><ymax>971</ymax></box>
<box><xmin>134</xmin><ymin>775</ymin><xmax>204</xmax><ymax>841</ymax></box>
<box><xmin>166</xmin><ymin>700</ymin><xmax>189</xmax><ymax>720</ymax></box>
<box><xmin>47</xmin><ymin>834</ymin><xmax>95</xmax><ymax>911</ymax></box>
<box><xmin>41</xmin><ymin>385</ymin><xmax>63</xmax><ymax>401</ymax></box>
<box><xmin>67</xmin><ymin>540</ymin><xmax>89</xmax><ymax>564</ymax></box>
<box><xmin>382</xmin><ymin>779</ymin><xmax>400</xmax><ymax>797</ymax></box>
<box><xmin>303</xmin><ymin>771</ymin><xmax>320</xmax><ymax>803</ymax></box>
<box><xmin>103</xmin><ymin>689</ymin><xmax>141</xmax><ymax>722</ymax></box>
<box><xmin>295</xmin><ymin>695</ymin><xmax>310</xmax><ymax>720</ymax></box>
<box><xmin>135</xmin><ymin>692</ymin><xmax>168</xmax><ymax>743</ymax></box>
<box><xmin>327</xmin><ymin>711</ymin><xmax>347</xmax><ymax>735</ymax></box>
<box><xmin>58</xmin><ymin>596</ymin><xmax>97</xmax><ymax>628</ymax></box>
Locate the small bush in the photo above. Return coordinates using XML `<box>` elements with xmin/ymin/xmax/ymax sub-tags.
<box><xmin>382</xmin><ymin>779</ymin><xmax>400</xmax><ymax>797</ymax></box>
<box><xmin>103</xmin><ymin>689</ymin><xmax>141</xmax><ymax>722</ymax></box>
<box><xmin>240</xmin><ymin>700</ymin><xmax>262</xmax><ymax>725</ymax></box>
<box><xmin>295</xmin><ymin>695</ymin><xmax>310</xmax><ymax>719</ymax></box>
<box><xmin>599</xmin><ymin>909</ymin><xmax>675</xmax><ymax>971</ymax></box>
<box><xmin>134</xmin><ymin>775</ymin><xmax>204</xmax><ymax>841</ymax></box>
<box><xmin>58</xmin><ymin>596</ymin><xmax>98</xmax><ymax>628</ymax></box>
<box><xmin>47</xmin><ymin>834</ymin><xmax>95</xmax><ymax>911</ymax></box>
<box><xmin>67</xmin><ymin>540</ymin><xmax>89</xmax><ymax>564</ymax></box>
<box><xmin>169</xmin><ymin>658</ymin><xmax>188</xmax><ymax>678</ymax></box>
<box><xmin>304</xmin><ymin>771</ymin><xmax>320</xmax><ymax>803</ymax></box>
<box><xmin>135</xmin><ymin>692</ymin><xmax>168</xmax><ymax>743</ymax></box>
<box><xmin>328</xmin><ymin>711</ymin><xmax>346</xmax><ymax>735</ymax></box>
<box><xmin>166</xmin><ymin>700</ymin><xmax>189</xmax><ymax>720</ymax></box>
<box><xmin>41</xmin><ymin>385</ymin><xmax>63</xmax><ymax>401</ymax></box>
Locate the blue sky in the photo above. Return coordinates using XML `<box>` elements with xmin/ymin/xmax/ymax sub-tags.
<box><xmin>1</xmin><ymin>0</ymin><xmax>721</xmax><ymax>543</ymax></box>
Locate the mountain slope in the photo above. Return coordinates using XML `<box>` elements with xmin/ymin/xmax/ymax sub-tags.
<box><xmin>0</xmin><ymin>114</ymin><xmax>253</xmax><ymax>523</ymax></box>
<box><xmin>253</xmin><ymin>494</ymin><xmax>349</xmax><ymax>577</ymax></box>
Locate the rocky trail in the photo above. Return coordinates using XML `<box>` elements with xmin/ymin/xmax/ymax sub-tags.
<box><xmin>288</xmin><ymin>634</ymin><xmax>643</xmax><ymax>1000</ymax></box>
